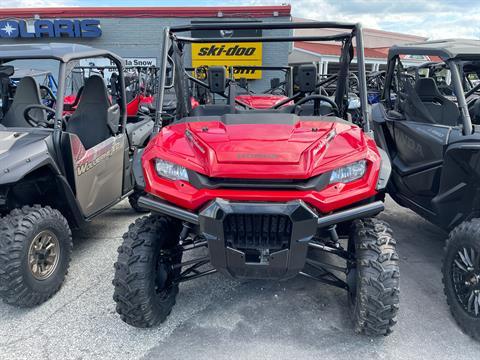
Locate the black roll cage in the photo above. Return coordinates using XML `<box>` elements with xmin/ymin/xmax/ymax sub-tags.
<box><xmin>153</xmin><ymin>21</ymin><xmax>370</xmax><ymax>133</ymax></box>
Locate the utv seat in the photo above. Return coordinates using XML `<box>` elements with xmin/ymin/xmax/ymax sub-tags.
<box><xmin>66</xmin><ymin>75</ymin><xmax>113</xmax><ymax>149</ymax></box>
<box><xmin>1</xmin><ymin>76</ymin><xmax>45</xmax><ymax>128</ymax></box>
<box><xmin>470</xmin><ymin>98</ymin><xmax>480</xmax><ymax>125</ymax></box>
<box><xmin>414</xmin><ymin>78</ymin><xmax>459</xmax><ymax>126</ymax></box>
<box><xmin>293</xmin><ymin>103</ymin><xmax>334</xmax><ymax>116</ymax></box>
<box><xmin>190</xmin><ymin>104</ymin><xmax>232</xmax><ymax>117</ymax></box>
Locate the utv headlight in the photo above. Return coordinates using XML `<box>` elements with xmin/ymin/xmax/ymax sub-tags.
<box><xmin>155</xmin><ymin>158</ymin><xmax>189</xmax><ymax>181</ymax></box>
<box><xmin>329</xmin><ymin>160</ymin><xmax>367</xmax><ymax>184</ymax></box>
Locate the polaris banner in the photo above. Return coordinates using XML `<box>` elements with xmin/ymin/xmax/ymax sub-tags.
<box><xmin>191</xmin><ymin>21</ymin><xmax>263</xmax><ymax>79</ymax></box>
<box><xmin>0</xmin><ymin>19</ymin><xmax>101</xmax><ymax>39</ymax></box>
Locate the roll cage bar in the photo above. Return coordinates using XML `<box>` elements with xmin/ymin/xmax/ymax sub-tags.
<box><xmin>0</xmin><ymin>51</ymin><xmax>127</xmax><ymax>134</ymax></box>
<box><xmin>0</xmin><ymin>45</ymin><xmax>127</xmax><ymax>179</ymax></box>
<box><xmin>227</xmin><ymin>66</ymin><xmax>293</xmax><ymax>97</ymax></box>
<box><xmin>69</xmin><ymin>65</ymin><xmax>159</xmax><ymax>95</ymax></box>
<box><xmin>153</xmin><ymin>21</ymin><xmax>369</xmax><ymax>133</ymax></box>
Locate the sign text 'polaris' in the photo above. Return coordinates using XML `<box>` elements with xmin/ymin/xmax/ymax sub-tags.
<box><xmin>0</xmin><ymin>19</ymin><xmax>101</xmax><ymax>39</ymax></box>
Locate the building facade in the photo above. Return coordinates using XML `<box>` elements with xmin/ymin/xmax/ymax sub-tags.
<box><xmin>0</xmin><ymin>6</ymin><xmax>292</xmax><ymax>92</ymax></box>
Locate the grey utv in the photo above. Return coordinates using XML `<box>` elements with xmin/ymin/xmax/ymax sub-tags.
<box><xmin>0</xmin><ymin>43</ymin><xmax>153</xmax><ymax>307</ymax></box>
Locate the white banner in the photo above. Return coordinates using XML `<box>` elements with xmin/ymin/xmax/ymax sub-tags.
<box><xmin>124</xmin><ymin>58</ymin><xmax>157</xmax><ymax>67</ymax></box>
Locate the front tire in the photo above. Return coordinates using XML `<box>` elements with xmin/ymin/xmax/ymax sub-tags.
<box><xmin>113</xmin><ymin>215</ymin><xmax>182</xmax><ymax>328</ymax></box>
<box><xmin>443</xmin><ymin>220</ymin><xmax>480</xmax><ymax>340</ymax></box>
<box><xmin>347</xmin><ymin>218</ymin><xmax>400</xmax><ymax>336</ymax></box>
<box><xmin>0</xmin><ymin>205</ymin><xmax>72</xmax><ymax>307</ymax></box>
<box><xmin>128</xmin><ymin>191</ymin><xmax>150</xmax><ymax>213</ymax></box>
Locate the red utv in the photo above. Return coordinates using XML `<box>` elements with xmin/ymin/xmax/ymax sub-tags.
<box><xmin>113</xmin><ymin>21</ymin><xmax>399</xmax><ymax>336</ymax></box>
<box><xmin>232</xmin><ymin>65</ymin><xmax>294</xmax><ymax>109</ymax></box>
<box><xmin>63</xmin><ymin>65</ymin><xmax>159</xmax><ymax>119</ymax></box>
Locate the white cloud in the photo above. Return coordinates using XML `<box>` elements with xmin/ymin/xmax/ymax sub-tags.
<box><xmin>1</xmin><ymin>0</ymin><xmax>478</xmax><ymax>40</ymax></box>
<box><xmin>0</xmin><ymin>0</ymin><xmax>74</xmax><ymax>7</ymax></box>
<box><xmin>241</xmin><ymin>0</ymin><xmax>480</xmax><ymax>40</ymax></box>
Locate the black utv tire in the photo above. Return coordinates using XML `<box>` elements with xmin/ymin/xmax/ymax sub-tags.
<box><xmin>113</xmin><ymin>215</ymin><xmax>182</xmax><ymax>328</ymax></box>
<box><xmin>128</xmin><ymin>192</ymin><xmax>150</xmax><ymax>213</ymax></box>
<box><xmin>0</xmin><ymin>205</ymin><xmax>72</xmax><ymax>307</ymax></box>
<box><xmin>443</xmin><ymin>220</ymin><xmax>480</xmax><ymax>341</ymax></box>
<box><xmin>347</xmin><ymin>218</ymin><xmax>400</xmax><ymax>336</ymax></box>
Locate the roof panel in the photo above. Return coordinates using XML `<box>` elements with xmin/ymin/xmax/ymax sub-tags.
<box><xmin>389</xmin><ymin>39</ymin><xmax>480</xmax><ymax>60</ymax></box>
<box><xmin>294</xmin><ymin>41</ymin><xmax>387</xmax><ymax>59</ymax></box>
<box><xmin>0</xmin><ymin>43</ymin><xmax>122</xmax><ymax>63</ymax></box>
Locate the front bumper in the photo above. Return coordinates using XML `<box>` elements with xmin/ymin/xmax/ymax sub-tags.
<box><xmin>199</xmin><ymin>199</ymin><xmax>318</xmax><ymax>279</ymax></box>
<box><xmin>137</xmin><ymin>196</ymin><xmax>384</xmax><ymax>280</ymax></box>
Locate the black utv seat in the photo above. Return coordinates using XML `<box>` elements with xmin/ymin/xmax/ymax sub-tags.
<box><xmin>66</xmin><ymin>75</ymin><xmax>113</xmax><ymax>149</ymax></box>
<box><xmin>1</xmin><ymin>76</ymin><xmax>45</xmax><ymax>128</ymax></box>
<box><xmin>190</xmin><ymin>104</ymin><xmax>232</xmax><ymax>117</ymax></box>
<box><xmin>414</xmin><ymin>78</ymin><xmax>459</xmax><ymax>126</ymax></box>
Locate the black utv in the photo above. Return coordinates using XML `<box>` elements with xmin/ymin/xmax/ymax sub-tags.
<box><xmin>0</xmin><ymin>43</ymin><xmax>153</xmax><ymax>307</ymax></box>
<box><xmin>372</xmin><ymin>39</ymin><xmax>480</xmax><ymax>340</ymax></box>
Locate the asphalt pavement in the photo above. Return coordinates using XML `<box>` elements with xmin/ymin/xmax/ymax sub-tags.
<box><xmin>1</xmin><ymin>197</ymin><xmax>480</xmax><ymax>360</ymax></box>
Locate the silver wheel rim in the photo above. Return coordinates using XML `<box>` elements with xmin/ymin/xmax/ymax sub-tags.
<box><xmin>27</xmin><ymin>230</ymin><xmax>60</xmax><ymax>281</ymax></box>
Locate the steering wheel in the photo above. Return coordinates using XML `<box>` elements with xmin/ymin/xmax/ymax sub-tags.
<box><xmin>23</xmin><ymin>104</ymin><xmax>56</xmax><ymax>128</ymax></box>
<box><xmin>40</xmin><ymin>85</ymin><xmax>56</xmax><ymax>102</ymax></box>
<box><xmin>293</xmin><ymin>94</ymin><xmax>339</xmax><ymax>116</ymax></box>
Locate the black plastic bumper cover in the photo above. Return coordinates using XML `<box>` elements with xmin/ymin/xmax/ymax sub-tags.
<box><xmin>138</xmin><ymin>195</ymin><xmax>385</xmax><ymax>280</ymax></box>
<box><xmin>199</xmin><ymin>199</ymin><xmax>318</xmax><ymax>280</ymax></box>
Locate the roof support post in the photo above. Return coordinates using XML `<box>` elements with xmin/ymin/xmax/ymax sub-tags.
<box><xmin>449</xmin><ymin>60</ymin><xmax>473</xmax><ymax>135</ymax></box>
<box><xmin>154</xmin><ymin>27</ymin><xmax>170</xmax><ymax>134</ymax></box>
<box><xmin>354</xmin><ymin>23</ymin><xmax>370</xmax><ymax>133</ymax></box>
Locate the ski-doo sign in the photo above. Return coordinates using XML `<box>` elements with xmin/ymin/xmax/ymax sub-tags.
<box><xmin>0</xmin><ymin>19</ymin><xmax>101</xmax><ymax>39</ymax></box>
<box><xmin>191</xmin><ymin>21</ymin><xmax>263</xmax><ymax>79</ymax></box>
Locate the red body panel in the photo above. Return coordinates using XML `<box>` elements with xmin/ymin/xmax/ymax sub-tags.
<box><xmin>236</xmin><ymin>94</ymin><xmax>292</xmax><ymax>109</ymax></box>
<box><xmin>142</xmin><ymin>117</ymin><xmax>381</xmax><ymax>213</ymax></box>
<box><xmin>140</xmin><ymin>95</ymin><xmax>154</xmax><ymax>106</ymax></box>
<box><xmin>127</xmin><ymin>95</ymin><xmax>142</xmax><ymax>116</ymax></box>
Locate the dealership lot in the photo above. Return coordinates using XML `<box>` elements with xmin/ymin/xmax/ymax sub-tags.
<box><xmin>0</xmin><ymin>197</ymin><xmax>479</xmax><ymax>359</ymax></box>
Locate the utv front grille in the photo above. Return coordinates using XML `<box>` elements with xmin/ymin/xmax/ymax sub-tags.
<box><xmin>187</xmin><ymin>171</ymin><xmax>331</xmax><ymax>191</ymax></box>
<box><xmin>223</xmin><ymin>214</ymin><xmax>293</xmax><ymax>251</ymax></box>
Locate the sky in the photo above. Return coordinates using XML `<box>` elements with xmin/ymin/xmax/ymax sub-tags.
<box><xmin>1</xmin><ymin>0</ymin><xmax>479</xmax><ymax>40</ymax></box>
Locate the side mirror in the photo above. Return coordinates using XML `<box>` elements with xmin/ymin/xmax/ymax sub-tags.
<box><xmin>297</xmin><ymin>64</ymin><xmax>317</xmax><ymax>93</ymax></box>
<box><xmin>207</xmin><ymin>66</ymin><xmax>226</xmax><ymax>94</ymax></box>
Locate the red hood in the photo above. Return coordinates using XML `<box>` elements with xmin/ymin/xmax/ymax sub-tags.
<box><xmin>236</xmin><ymin>94</ymin><xmax>292</xmax><ymax>109</ymax></box>
<box><xmin>144</xmin><ymin>114</ymin><xmax>377</xmax><ymax>179</ymax></box>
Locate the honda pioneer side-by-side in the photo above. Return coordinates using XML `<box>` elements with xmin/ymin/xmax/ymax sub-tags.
<box><xmin>113</xmin><ymin>22</ymin><xmax>399</xmax><ymax>336</ymax></box>
<box><xmin>372</xmin><ymin>39</ymin><xmax>480</xmax><ymax>340</ymax></box>
<box><xmin>0</xmin><ymin>44</ymin><xmax>153</xmax><ymax>307</ymax></box>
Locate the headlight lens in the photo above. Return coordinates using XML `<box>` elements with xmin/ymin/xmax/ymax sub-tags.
<box><xmin>329</xmin><ymin>160</ymin><xmax>367</xmax><ymax>184</ymax></box>
<box><xmin>155</xmin><ymin>158</ymin><xmax>189</xmax><ymax>181</ymax></box>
